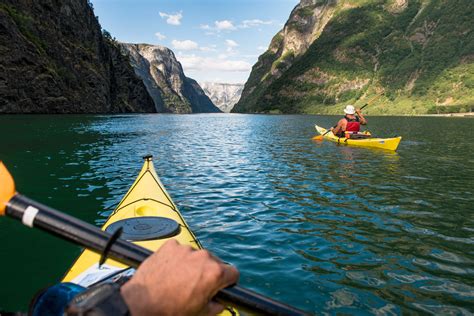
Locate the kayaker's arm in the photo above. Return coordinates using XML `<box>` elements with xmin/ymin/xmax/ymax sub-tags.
<box><xmin>331</xmin><ymin>119</ymin><xmax>345</xmax><ymax>136</ymax></box>
<box><xmin>121</xmin><ymin>239</ymin><xmax>239</xmax><ymax>316</ymax></box>
<box><xmin>356</xmin><ymin>108</ymin><xmax>367</xmax><ymax>125</ymax></box>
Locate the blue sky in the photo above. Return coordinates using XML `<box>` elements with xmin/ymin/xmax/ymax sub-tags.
<box><xmin>90</xmin><ymin>0</ymin><xmax>299</xmax><ymax>83</ymax></box>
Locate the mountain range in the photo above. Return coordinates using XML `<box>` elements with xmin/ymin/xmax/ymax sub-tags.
<box><xmin>0</xmin><ymin>0</ymin><xmax>154</xmax><ymax>113</ymax></box>
<box><xmin>2</xmin><ymin>0</ymin><xmax>471</xmax><ymax>115</ymax></box>
<box><xmin>120</xmin><ymin>43</ymin><xmax>220</xmax><ymax>114</ymax></box>
<box><xmin>0</xmin><ymin>0</ymin><xmax>220</xmax><ymax>114</ymax></box>
<box><xmin>199</xmin><ymin>82</ymin><xmax>244</xmax><ymax>113</ymax></box>
<box><xmin>233</xmin><ymin>0</ymin><xmax>474</xmax><ymax>115</ymax></box>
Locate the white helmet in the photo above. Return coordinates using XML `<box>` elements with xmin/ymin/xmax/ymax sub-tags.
<box><xmin>344</xmin><ymin>105</ymin><xmax>355</xmax><ymax>115</ymax></box>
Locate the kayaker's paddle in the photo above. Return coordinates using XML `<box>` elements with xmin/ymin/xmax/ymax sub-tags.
<box><xmin>0</xmin><ymin>162</ymin><xmax>310</xmax><ymax>316</ymax></box>
<box><xmin>312</xmin><ymin>127</ymin><xmax>333</xmax><ymax>141</ymax></box>
<box><xmin>359</xmin><ymin>92</ymin><xmax>383</xmax><ymax>109</ymax></box>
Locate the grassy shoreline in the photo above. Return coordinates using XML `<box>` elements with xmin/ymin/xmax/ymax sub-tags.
<box><xmin>413</xmin><ymin>112</ymin><xmax>474</xmax><ymax>117</ymax></box>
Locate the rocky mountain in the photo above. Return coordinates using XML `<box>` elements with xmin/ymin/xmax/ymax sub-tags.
<box><xmin>233</xmin><ymin>0</ymin><xmax>336</xmax><ymax>114</ymax></box>
<box><xmin>119</xmin><ymin>43</ymin><xmax>221</xmax><ymax>113</ymax></box>
<box><xmin>0</xmin><ymin>0</ymin><xmax>155</xmax><ymax>113</ymax></box>
<box><xmin>199</xmin><ymin>82</ymin><xmax>244</xmax><ymax>112</ymax></box>
<box><xmin>234</xmin><ymin>0</ymin><xmax>474</xmax><ymax>115</ymax></box>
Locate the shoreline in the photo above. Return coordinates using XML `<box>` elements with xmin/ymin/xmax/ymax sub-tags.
<box><xmin>308</xmin><ymin>112</ymin><xmax>474</xmax><ymax>117</ymax></box>
<box><xmin>1</xmin><ymin>112</ymin><xmax>473</xmax><ymax>117</ymax></box>
<box><xmin>414</xmin><ymin>112</ymin><xmax>474</xmax><ymax>117</ymax></box>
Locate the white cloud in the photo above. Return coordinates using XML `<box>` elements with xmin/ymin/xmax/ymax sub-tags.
<box><xmin>215</xmin><ymin>20</ymin><xmax>236</xmax><ymax>31</ymax></box>
<box><xmin>225</xmin><ymin>39</ymin><xmax>239</xmax><ymax>48</ymax></box>
<box><xmin>200</xmin><ymin>24</ymin><xmax>217</xmax><ymax>36</ymax></box>
<box><xmin>201</xmin><ymin>20</ymin><xmax>236</xmax><ymax>33</ymax></box>
<box><xmin>159</xmin><ymin>11</ymin><xmax>183</xmax><ymax>26</ymax></box>
<box><xmin>225</xmin><ymin>39</ymin><xmax>239</xmax><ymax>53</ymax></box>
<box><xmin>257</xmin><ymin>46</ymin><xmax>267</xmax><ymax>51</ymax></box>
<box><xmin>200</xmin><ymin>18</ymin><xmax>273</xmax><ymax>35</ymax></box>
<box><xmin>170</xmin><ymin>41</ymin><xmax>216</xmax><ymax>52</ymax></box>
<box><xmin>177</xmin><ymin>54</ymin><xmax>251</xmax><ymax>72</ymax></box>
<box><xmin>240</xmin><ymin>19</ymin><xmax>273</xmax><ymax>28</ymax></box>
<box><xmin>171</xmin><ymin>39</ymin><xmax>199</xmax><ymax>51</ymax></box>
<box><xmin>200</xmin><ymin>47</ymin><xmax>217</xmax><ymax>52</ymax></box>
<box><xmin>155</xmin><ymin>32</ymin><xmax>166</xmax><ymax>40</ymax></box>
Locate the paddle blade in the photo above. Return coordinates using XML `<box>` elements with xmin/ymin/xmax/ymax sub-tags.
<box><xmin>312</xmin><ymin>135</ymin><xmax>324</xmax><ymax>141</ymax></box>
<box><xmin>0</xmin><ymin>161</ymin><xmax>16</xmax><ymax>215</ymax></box>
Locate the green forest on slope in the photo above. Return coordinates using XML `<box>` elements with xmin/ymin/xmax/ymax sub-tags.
<box><xmin>235</xmin><ymin>0</ymin><xmax>474</xmax><ymax>115</ymax></box>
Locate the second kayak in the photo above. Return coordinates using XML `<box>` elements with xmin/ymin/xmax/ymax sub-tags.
<box><xmin>315</xmin><ymin>125</ymin><xmax>402</xmax><ymax>151</ymax></box>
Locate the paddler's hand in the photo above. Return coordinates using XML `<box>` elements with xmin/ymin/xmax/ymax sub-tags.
<box><xmin>356</xmin><ymin>108</ymin><xmax>367</xmax><ymax>124</ymax></box>
<box><xmin>121</xmin><ymin>239</ymin><xmax>239</xmax><ymax>316</ymax></box>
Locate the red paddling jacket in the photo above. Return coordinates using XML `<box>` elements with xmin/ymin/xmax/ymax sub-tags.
<box><xmin>335</xmin><ymin>115</ymin><xmax>361</xmax><ymax>137</ymax></box>
<box><xmin>345</xmin><ymin>115</ymin><xmax>360</xmax><ymax>132</ymax></box>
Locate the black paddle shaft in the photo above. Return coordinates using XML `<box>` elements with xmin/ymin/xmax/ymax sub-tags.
<box><xmin>6</xmin><ymin>194</ymin><xmax>311</xmax><ymax>316</ymax></box>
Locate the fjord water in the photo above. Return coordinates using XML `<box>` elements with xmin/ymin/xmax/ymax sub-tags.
<box><xmin>0</xmin><ymin>114</ymin><xmax>473</xmax><ymax>314</ymax></box>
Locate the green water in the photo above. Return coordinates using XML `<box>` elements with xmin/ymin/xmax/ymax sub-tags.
<box><xmin>0</xmin><ymin>114</ymin><xmax>473</xmax><ymax>314</ymax></box>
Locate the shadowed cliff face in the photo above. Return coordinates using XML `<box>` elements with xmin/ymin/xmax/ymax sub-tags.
<box><xmin>0</xmin><ymin>0</ymin><xmax>155</xmax><ymax>113</ymax></box>
<box><xmin>234</xmin><ymin>0</ymin><xmax>474</xmax><ymax>115</ymax></box>
<box><xmin>119</xmin><ymin>43</ymin><xmax>221</xmax><ymax>114</ymax></box>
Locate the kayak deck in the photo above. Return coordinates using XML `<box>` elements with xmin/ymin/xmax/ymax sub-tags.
<box><xmin>62</xmin><ymin>157</ymin><xmax>201</xmax><ymax>282</ymax></box>
<box><xmin>315</xmin><ymin>125</ymin><xmax>401</xmax><ymax>151</ymax></box>
<box><xmin>62</xmin><ymin>157</ymin><xmax>238</xmax><ymax>315</ymax></box>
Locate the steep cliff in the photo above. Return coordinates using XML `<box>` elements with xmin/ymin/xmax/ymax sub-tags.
<box><xmin>120</xmin><ymin>43</ymin><xmax>221</xmax><ymax>113</ymax></box>
<box><xmin>234</xmin><ymin>0</ymin><xmax>474</xmax><ymax>115</ymax></box>
<box><xmin>0</xmin><ymin>0</ymin><xmax>155</xmax><ymax>113</ymax></box>
<box><xmin>233</xmin><ymin>0</ymin><xmax>337</xmax><ymax>113</ymax></box>
<box><xmin>199</xmin><ymin>82</ymin><xmax>244</xmax><ymax>113</ymax></box>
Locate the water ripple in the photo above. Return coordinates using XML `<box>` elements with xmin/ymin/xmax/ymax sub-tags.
<box><xmin>4</xmin><ymin>114</ymin><xmax>471</xmax><ymax>314</ymax></box>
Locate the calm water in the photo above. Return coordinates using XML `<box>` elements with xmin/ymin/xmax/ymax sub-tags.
<box><xmin>0</xmin><ymin>114</ymin><xmax>473</xmax><ymax>314</ymax></box>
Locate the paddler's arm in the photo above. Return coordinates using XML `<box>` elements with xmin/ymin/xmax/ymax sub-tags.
<box><xmin>121</xmin><ymin>239</ymin><xmax>239</xmax><ymax>316</ymax></box>
<box><xmin>331</xmin><ymin>119</ymin><xmax>345</xmax><ymax>136</ymax></box>
<box><xmin>356</xmin><ymin>108</ymin><xmax>367</xmax><ymax>125</ymax></box>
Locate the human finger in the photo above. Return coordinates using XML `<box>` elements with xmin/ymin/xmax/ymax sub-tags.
<box><xmin>211</xmin><ymin>263</ymin><xmax>239</xmax><ymax>294</ymax></box>
<box><xmin>205</xmin><ymin>301</ymin><xmax>225</xmax><ymax>316</ymax></box>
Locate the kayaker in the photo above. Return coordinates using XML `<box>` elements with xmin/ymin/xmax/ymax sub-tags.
<box><xmin>331</xmin><ymin>105</ymin><xmax>367</xmax><ymax>137</ymax></box>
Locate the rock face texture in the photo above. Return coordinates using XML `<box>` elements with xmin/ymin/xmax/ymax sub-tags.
<box><xmin>120</xmin><ymin>43</ymin><xmax>221</xmax><ymax>113</ymax></box>
<box><xmin>199</xmin><ymin>82</ymin><xmax>244</xmax><ymax>113</ymax></box>
<box><xmin>234</xmin><ymin>0</ymin><xmax>474</xmax><ymax>115</ymax></box>
<box><xmin>0</xmin><ymin>0</ymin><xmax>155</xmax><ymax>113</ymax></box>
<box><xmin>233</xmin><ymin>0</ymin><xmax>337</xmax><ymax>113</ymax></box>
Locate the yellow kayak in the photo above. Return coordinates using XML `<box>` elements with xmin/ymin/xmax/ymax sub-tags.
<box><xmin>62</xmin><ymin>156</ymin><xmax>236</xmax><ymax>315</ymax></box>
<box><xmin>315</xmin><ymin>125</ymin><xmax>402</xmax><ymax>151</ymax></box>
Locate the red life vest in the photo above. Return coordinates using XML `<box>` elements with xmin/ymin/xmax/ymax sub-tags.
<box><xmin>344</xmin><ymin>115</ymin><xmax>360</xmax><ymax>132</ymax></box>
